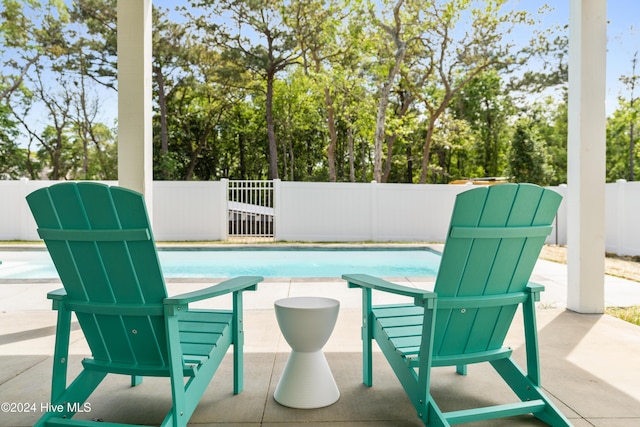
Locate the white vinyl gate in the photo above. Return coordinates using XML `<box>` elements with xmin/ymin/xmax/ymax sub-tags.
<box><xmin>227</xmin><ymin>180</ymin><xmax>275</xmax><ymax>240</ymax></box>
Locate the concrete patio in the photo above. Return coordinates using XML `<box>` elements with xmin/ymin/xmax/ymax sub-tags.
<box><xmin>1</xmin><ymin>250</ymin><xmax>640</xmax><ymax>426</ymax></box>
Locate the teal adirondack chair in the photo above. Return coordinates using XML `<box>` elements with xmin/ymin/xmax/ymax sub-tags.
<box><xmin>27</xmin><ymin>182</ymin><xmax>262</xmax><ymax>427</ymax></box>
<box><xmin>343</xmin><ymin>184</ymin><xmax>572</xmax><ymax>426</ymax></box>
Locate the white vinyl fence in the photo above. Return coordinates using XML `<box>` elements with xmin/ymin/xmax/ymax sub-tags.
<box><xmin>1</xmin><ymin>178</ymin><xmax>639</xmax><ymax>255</ymax></box>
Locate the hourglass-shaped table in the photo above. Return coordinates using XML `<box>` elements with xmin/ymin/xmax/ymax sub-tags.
<box><xmin>273</xmin><ymin>297</ymin><xmax>340</xmax><ymax>409</ymax></box>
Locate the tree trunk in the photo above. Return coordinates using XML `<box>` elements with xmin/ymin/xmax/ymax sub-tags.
<box><xmin>154</xmin><ymin>66</ymin><xmax>170</xmax><ymax>179</ymax></box>
<box><xmin>373</xmin><ymin>43</ymin><xmax>406</xmax><ymax>182</ymax></box>
<box><xmin>382</xmin><ymin>94</ymin><xmax>413</xmax><ymax>182</ymax></box>
<box><xmin>325</xmin><ymin>87</ymin><xmax>338</xmax><ymax>182</ymax></box>
<box><xmin>266</xmin><ymin>71</ymin><xmax>279</xmax><ymax>179</ymax></box>
<box><xmin>238</xmin><ymin>132</ymin><xmax>246</xmax><ymax>180</ymax></box>
<box><xmin>406</xmin><ymin>145</ymin><xmax>413</xmax><ymax>183</ymax></box>
<box><xmin>348</xmin><ymin>121</ymin><xmax>355</xmax><ymax>182</ymax></box>
<box><xmin>382</xmin><ymin>134</ymin><xmax>397</xmax><ymax>182</ymax></box>
<box><xmin>419</xmin><ymin>118</ymin><xmax>436</xmax><ymax>184</ymax></box>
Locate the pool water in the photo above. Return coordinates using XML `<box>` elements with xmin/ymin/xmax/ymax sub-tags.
<box><xmin>0</xmin><ymin>248</ymin><xmax>441</xmax><ymax>279</ymax></box>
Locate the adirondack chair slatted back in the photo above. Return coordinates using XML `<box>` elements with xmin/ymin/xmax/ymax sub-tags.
<box><xmin>432</xmin><ymin>184</ymin><xmax>561</xmax><ymax>357</ymax></box>
<box><xmin>27</xmin><ymin>183</ymin><xmax>171</xmax><ymax>367</ymax></box>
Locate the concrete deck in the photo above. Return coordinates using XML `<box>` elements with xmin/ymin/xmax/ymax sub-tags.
<box><xmin>1</xmin><ymin>254</ymin><xmax>640</xmax><ymax>426</ymax></box>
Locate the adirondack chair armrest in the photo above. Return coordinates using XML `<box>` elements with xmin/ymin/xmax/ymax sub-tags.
<box><xmin>47</xmin><ymin>288</ymin><xmax>68</xmax><ymax>310</ymax></box>
<box><xmin>343</xmin><ymin>273</ymin><xmax>436</xmax><ymax>307</ymax></box>
<box><xmin>525</xmin><ymin>282</ymin><xmax>545</xmax><ymax>302</ymax></box>
<box><xmin>164</xmin><ymin>275</ymin><xmax>262</xmax><ymax>306</ymax></box>
<box><xmin>47</xmin><ymin>288</ymin><xmax>68</xmax><ymax>300</ymax></box>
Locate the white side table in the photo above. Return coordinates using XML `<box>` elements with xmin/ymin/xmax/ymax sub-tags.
<box><xmin>273</xmin><ymin>296</ymin><xmax>340</xmax><ymax>409</ymax></box>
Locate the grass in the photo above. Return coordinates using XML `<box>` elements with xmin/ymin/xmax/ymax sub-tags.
<box><xmin>0</xmin><ymin>240</ymin><xmax>44</xmax><ymax>245</ymax></box>
<box><xmin>540</xmin><ymin>245</ymin><xmax>640</xmax><ymax>327</ymax></box>
<box><xmin>606</xmin><ymin>306</ymin><xmax>640</xmax><ymax>327</ymax></box>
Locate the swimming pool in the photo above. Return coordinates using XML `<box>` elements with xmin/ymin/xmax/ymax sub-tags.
<box><xmin>0</xmin><ymin>247</ymin><xmax>441</xmax><ymax>279</ymax></box>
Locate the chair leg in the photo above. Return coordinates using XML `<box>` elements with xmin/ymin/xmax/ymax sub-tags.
<box><xmin>491</xmin><ymin>358</ymin><xmax>572</xmax><ymax>426</ymax></box>
<box><xmin>422</xmin><ymin>398</ymin><xmax>450</xmax><ymax>427</ymax></box>
<box><xmin>51</xmin><ymin>305</ymin><xmax>72</xmax><ymax>402</ymax></box>
<box><xmin>233</xmin><ymin>291</ymin><xmax>244</xmax><ymax>395</ymax></box>
<box><xmin>166</xmin><ymin>314</ymin><xmax>188</xmax><ymax>427</ymax></box>
<box><xmin>362</xmin><ymin>288</ymin><xmax>373</xmax><ymax>387</ymax></box>
<box><xmin>456</xmin><ymin>364</ymin><xmax>467</xmax><ymax>375</ymax></box>
<box><xmin>34</xmin><ymin>370</ymin><xmax>107</xmax><ymax>427</ymax></box>
<box><xmin>131</xmin><ymin>375</ymin><xmax>143</xmax><ymax>386</ymax></box>
<box><xmin>164</xmin><ymin>309</ymin><xmax>236</xmax><ymax>427</ymax></box>
<box><xmin>162</xmin><ymin>334</ymin><xmax>232</xmax><ymax>427</ymax></box>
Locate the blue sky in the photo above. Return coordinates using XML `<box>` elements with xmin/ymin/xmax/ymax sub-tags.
<box><xmin>518</xmin><ymin>0</ymin><xmax>639</xmax><ymax>114</ymax></box>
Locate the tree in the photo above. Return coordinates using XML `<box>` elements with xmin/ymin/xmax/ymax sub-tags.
<box><xmin>152</xmin><ymin>6</ymin><xmax>194</xmax><ymax>179</ymax></box>
<box><xmin>191</xmin><ymin>0</ymin><xmax>301</xmax><ymax>180</ymax></box>
<box><xmin>607</xmin><ymin>98</ymin><xmax>640</xmax><ymax>182</ymax></box>
<box><xmin>527</xmin><ymin>95</ymin><xmax>568</xmax><ymax>186</ymax></box>
<box><xmin>381</xmin><ymin>76</ymin><xmax>421</xmax><ymax>182</ymax></box>
<box><xmin>0</xmin><ymin>102</ymin><xmax>28</xmax><ymax>178</ymax></box>
<box><xmin>367</xmin><ymin>0</ymin><xmax>421</xmax><ymax>182</ymax></box>
<box><xmin>68</xmin><ymin>0</ymin><xmax>117</xmax><ymax>90</ymax></box>
<box><xmin>403</xmin><ymin>0</ymin><xmax>537</xmax><ymax>183</ymax></box>
<box><xmin>0</xmin><ymin>0</ymin><xmax>67</xmax><ymax>103</ymax></box>
<box><xmin>507</xmin><ymin>118</ymin><xmax>553</xmax><ymax>185</ymax></box>
<box><xmin>272</xmin><ymin>71</ymin><xmax>326</xmax><ymax>181</ymax></box>
<box><xmin>20</xmin><ymin>70</ymin><xmax>74</xmax><ymax>179</ymax></box>
<box><xmin>69</xmin><ymin>70</ymin><xmax>117</xmax><ymax>179</ymax></box>
<box><xmin>2</xmin><ymin>0</ymin><xmax>118</xmax><ymax>180</ymax></box>
<box><xmin>452</xmin><ymin>70</ymin><xmax>513</xmax><ymax>177</ymax></box>
<box><xmin>619</xmin><ymin>51</ymin><xmax>640</xmax><ymax>181</ymax></box>
<box><xmin>284</xmin><ymin>0</ymin><xmax>357</xmax><ymax>182</ymax></box>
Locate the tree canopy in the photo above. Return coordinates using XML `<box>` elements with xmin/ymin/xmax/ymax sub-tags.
<box><xmin>0</xmin><ymin>0</ymin><xmax>635</xmax><ymax>184</ymax></box>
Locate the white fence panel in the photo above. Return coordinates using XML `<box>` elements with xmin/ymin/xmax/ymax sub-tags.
<box><xmin>1</xmin><ymin>180</ymin><xmax>226</xmax><ymax>242</ymax></box>
<box><xmin>276</xmin><ymin>182</ymin><xmax>374</xmax><ymax>241</ymax></box>
<box><xmin>152</xmin><ymin>181</ymin><xmax>226</xmax><ymax>241</ymax></box>
<box><xmin>606</xmin><ymin>180</ymin><xmax>640</xmax><ymax>256</ymax></box>
<box><xmin>372</xmin><ymin>184</ymin><xmax>466</xmax><ymax>242</ymax></box>
<box><xmin>275</xmin><ymin>182</ymin><xmax>562</xmax><ymax>243</ymax></box>
<box><xmin>1</xmin><ymin>179</ymin><xmax>116</xmax><ymax>241</ymax></box>
<box><xmin>1</xmin><ymin>179</ymin><xmax>35</xmax><ymax>240</ymax></box>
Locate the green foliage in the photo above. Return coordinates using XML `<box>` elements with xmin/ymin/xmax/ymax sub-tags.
<box><xmin>506</xmin><ymin>118</ymin><xmax>553</xmax><ymax>185</ymax></box>
<box><xmin>606</xmin><ymin>98</ymin><xmax>640</xmax><ymax>182</ymax></box>
<box><xmin>0</xmin><ymin>102</ymin><xmax>29</xmax><ymax>178</ymax></box>
<box><xmin>538</xmin><ymin>96</ymin><xmax>568</xmax><ymax>186</ymax></box>
<box><xmin>452</xmin><ymin>71</ymin><xmax>512</xmax><ymax>178</ymax></box>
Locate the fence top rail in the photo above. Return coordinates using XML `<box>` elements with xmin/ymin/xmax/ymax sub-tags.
<box><xmin>228</xmin><ymin>180</ymin><xmax>274</xmax><ymax>185</ymax></box>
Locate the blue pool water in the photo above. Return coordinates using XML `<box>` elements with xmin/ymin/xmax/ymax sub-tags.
<box><xmin>0</xmin><ymin>248</ymin><xmax>441</xmax><ymax>279</ymax></box>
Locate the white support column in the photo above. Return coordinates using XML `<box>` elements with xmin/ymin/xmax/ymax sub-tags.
<box><xmin>117</xmin><ymin>0</ymin><xmax>153</xmax><ymax>214</ymax></box>
<box><xmin>567</xmin><ymin>0</ymin><xmax>607</xmax><ymax>313</ymax></box>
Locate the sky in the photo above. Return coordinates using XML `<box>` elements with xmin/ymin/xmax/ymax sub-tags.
<box><xmin>527</xmin><ymin>0</ymin><xmax>640</xmax><ymax>114</ymax></box>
